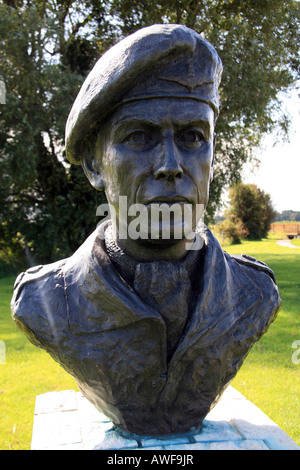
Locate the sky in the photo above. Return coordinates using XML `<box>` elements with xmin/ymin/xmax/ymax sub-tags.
<box><xmin>241</xmin><ymin>87</ymin><xmax>300</xmax><ymax>213</ymax></box>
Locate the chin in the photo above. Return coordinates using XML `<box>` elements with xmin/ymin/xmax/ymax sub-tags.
<box><xmin>139</xmin><ymin>222</ymin><xmax>192</xmax><ymax>245</ymax></box>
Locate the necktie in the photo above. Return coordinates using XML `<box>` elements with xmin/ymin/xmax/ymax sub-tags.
<box><xmin>104</xmin><ymin>223</ymin><xmax>202</xmax><ymax>358</ymax></box>
<box><xmin>133</xmin><ymin>260</ymin><xmax>192</xmax><ymax>358</ymax></box>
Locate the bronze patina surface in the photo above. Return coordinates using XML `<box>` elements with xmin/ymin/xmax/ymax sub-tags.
<box><xmin>11</xmin><ymin>24</ymin><xmax>281</xmax><ymax>436</ymax></box>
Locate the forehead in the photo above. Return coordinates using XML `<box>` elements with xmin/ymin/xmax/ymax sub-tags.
<box><xmin>108</xmin><ymin>98</ymin><xmax>215</xmax><ymax>130</ymax></box>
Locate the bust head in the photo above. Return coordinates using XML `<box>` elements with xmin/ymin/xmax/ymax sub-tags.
<box><xmin>65</xmin><ymin>24</ymin><xmax>223</xmax><ymax>261</ymax></box>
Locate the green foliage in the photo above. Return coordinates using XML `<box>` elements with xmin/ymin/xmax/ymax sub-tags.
<box><xmin>108</xmin><ymin>0</ymin><xmax>300</xmax><ymax>222</ymax></box>
<box><xmin>0</xmin><ymin>0</ymin><xmax>299</xmax><ymax>267</ymax></box>
<box><xmin>0</xmin><ymin>223</ymin><xmax>27</xmax><ymax>276</ymax></box>
<box><xmin>0</xmin><ymin>1</ymin><xmax>108</xmax><ymax>267</ymax></box>
<box><xmin>275</xmin><ymin>210</ymin><xmax>300</xmax><ymax>222</ymax></box>
<box><xmin>216</xmin><ymin>216</ymin><xmax>248</xmax><ymax>245</ymax></box>
<box><xmin>226</xmin><ymin>183</ymin><xmax>277</xmax><ymax>239</ymax></box>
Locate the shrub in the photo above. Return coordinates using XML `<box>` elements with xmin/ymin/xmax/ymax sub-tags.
<box><xmin>217</xmin><ymin>216</ymin><xmax>249</xmax><ymax>245</ymax></box>
<box><xmin>226</xmin><ymin>183</ymin><xmax>277</xmax><ymax>240</ymax></box>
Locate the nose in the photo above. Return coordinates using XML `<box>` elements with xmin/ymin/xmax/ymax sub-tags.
<box><xmin>154</xmin><ymin>135</ymin><xmax>183</xmax><ymax>181</ymax></box>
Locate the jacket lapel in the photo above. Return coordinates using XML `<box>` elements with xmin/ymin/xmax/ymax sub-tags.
<box><xmin>63</xmin><ymin>222</ymin><xmax>165</xmax><ymax>336</ymax></box>
<box><xmin>162</xmin><ymin>226</ymin><xmax>263</xmax><ymax>400</ymax></box>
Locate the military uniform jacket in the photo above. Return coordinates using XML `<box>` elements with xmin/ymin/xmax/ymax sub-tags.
<box><xmin>11</xmin><ymin>222</ymin><xmax>281</xmax><ymax>435</ymax></box>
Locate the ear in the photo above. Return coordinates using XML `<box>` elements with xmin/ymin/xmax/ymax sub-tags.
<box><xmin>210</xmin><ymin>132</ymin><xmax>216</xmax><ymax>182</ymax></box>
<box><xmin>81</xmin><ymin>146</ymin><xmax>105</xmax><ymax>191</ymax></box>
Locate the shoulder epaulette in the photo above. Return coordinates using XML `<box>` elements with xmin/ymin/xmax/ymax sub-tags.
<box><xmin>231</xmin><ymin>253</ymin><xmax>276</xmax><ymax>284</ymax></box>
<box><xmin>13</xmin><ymin>260</ymin><xmax>66</xmax><ymax>302</ymax></box>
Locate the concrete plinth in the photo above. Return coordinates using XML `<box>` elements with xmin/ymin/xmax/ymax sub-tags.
<box><xmin>31</xmin><ymin>386</ymin><xmax>299</xmax><ymax>450</ymax></box>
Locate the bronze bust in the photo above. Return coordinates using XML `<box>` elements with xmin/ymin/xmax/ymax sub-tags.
<box><xmin>11</xmin><ymin>24</ymin><xmax>281</xmax><ymax>436</ymax></box>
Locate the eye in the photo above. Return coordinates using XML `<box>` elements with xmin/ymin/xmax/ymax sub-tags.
<box><xmin>177</xmin><ymin>130</ymin><xmax>205</xmax><ymax>148</ymax></box>
<box><xmin>125</xmin><ymin>131</ymin><xmax>151</xmax><ymax>147</ymax></box>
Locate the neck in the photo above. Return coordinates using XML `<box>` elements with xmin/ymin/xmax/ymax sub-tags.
<box><xmin>104</xmin><ymin>222</ymin><xmax>204</xmax><ymax>290</ymax></box>
<box><xmin>111</xmin><ymin>214</ymin><xmax>200</xmax><ymax>261</ymax></box>
<box><xmin>117</xmin><ymin>236</ymin><xmax>191</xmax><ymax>262</ymax></box>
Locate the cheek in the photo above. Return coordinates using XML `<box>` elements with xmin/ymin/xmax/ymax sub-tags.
<box><xmin>188</xmin><ymin>145</ymin><xmax>213</xmax><ymax>203</ymax></box>
<box><xmin>101</xmin><ymin>146</ymin><xmax>152</xmax><ymax>203</ymax></box>
<box><xmin>101</xmin><ymin>148</ymin><xmax>123</xmax><ymax>202</ymax></box>
<box><xmin>187</xmin><ymin>144</ymin><xmax>213</xmax><ymax>180</ymax></box>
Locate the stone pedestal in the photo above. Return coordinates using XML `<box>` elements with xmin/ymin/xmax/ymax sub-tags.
<box><xmin>31</xmin><ymin>386</ymin><xmax>299</xmax><ymax>450</ymax></box>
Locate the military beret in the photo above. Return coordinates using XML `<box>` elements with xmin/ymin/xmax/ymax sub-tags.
<box><xmin>65</xmin><ymin>24</ymin><xmax>223</xmax><ymax>165</ymax></box>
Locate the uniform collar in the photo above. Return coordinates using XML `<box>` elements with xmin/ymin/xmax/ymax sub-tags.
<box><xmin>63</xmin><ymin>221</ymin><xmax>262</xmax><ymax>346</ymax></box>
<box><xmin>104</xmin><ymin>223</ymin><xmax>203</xmax><ymax>287</ymax></box>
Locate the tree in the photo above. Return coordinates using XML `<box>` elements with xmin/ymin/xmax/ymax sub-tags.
<box><xmin>0</xmin><ymin>1</ymin><xmax>109</xmax><ymax>265</ymax></box>
<box><xmin>225</xmin><ymin>183</ymin><xmax>277</xmax><ymax>239</ymax></box>
<box><xmin>275</xmin><ymin>210</ymin><xmax>300</xmax><ymax>222</ymax></box>
<box><xmin>107</xmin><ymin>0</ymin><xmax>300</xmax><ymax>220</ymax></box>
<box><xmin>0</xmin><ymin>0</ymin><xmax>299</xmax><ymax>268</ymax></box>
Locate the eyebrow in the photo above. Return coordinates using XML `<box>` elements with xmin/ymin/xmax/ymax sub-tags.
<box><xmin>110</xmin><ymin>116</ymin><xmax>211</xmax><ymax>134</ymax></box>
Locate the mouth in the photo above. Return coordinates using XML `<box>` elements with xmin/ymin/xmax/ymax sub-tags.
<box><xmin>145</xmin><ymin>195</ymin><xmax>192</xmax><ymax>205</ymax></box>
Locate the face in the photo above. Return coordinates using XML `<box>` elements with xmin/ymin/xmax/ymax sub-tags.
<box><xmin>95</xmin><ymin>98</ymin><xmax>215</xmax><ymax>244</ymax></box>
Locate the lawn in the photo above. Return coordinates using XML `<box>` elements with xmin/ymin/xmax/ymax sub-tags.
<box><xmin>225</xmin><ymin>235</ymin><xmax>300</xmax><ymax>447</ymax></box>
<box><xmin>0</xmin><ymin>277</ymin><xmax>79</xmax><ymax>450</ymax></box>
<box><xmin>291</xmin><ymin>238</ymin><xmax>300</xmax><ymax>247</ymax></box>
<box><xmin>0</xmin><ymin>234</ymin><xmax>299</xmax><ymax>449</ymax></box>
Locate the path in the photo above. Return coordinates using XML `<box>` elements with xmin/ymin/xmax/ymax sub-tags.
<box><xmin>276</xmin><ymin>239</ymin><xmax>300</xmax><ymax>249</ymax></box>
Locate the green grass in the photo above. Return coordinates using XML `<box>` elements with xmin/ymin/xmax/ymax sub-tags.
<box><xmin>0</xmin><ymin>234</ymin><xmax>300</xmax><ymax>449</ymax></box>
<box><xmin>272</xmin><ymin>221</ymin><xmax>300</xmax><ymax>225</ymax></box>
<box><xmin>224</xmin><ymin>235</ymin><xmax>300</xmax><ymax>446</ymax></box>
<box><xmin>0</xmin><ymin>276</ymin><xmax>78</xmax><ymax>450</ymax></box>
<box><xmin>291</xmin><ymin>238</ymin><xmax>300</xmax><ymax>247</ymax></box>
